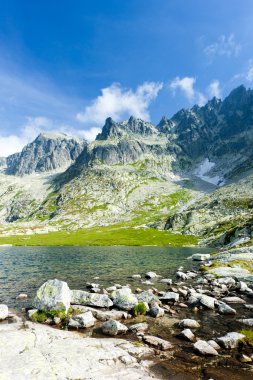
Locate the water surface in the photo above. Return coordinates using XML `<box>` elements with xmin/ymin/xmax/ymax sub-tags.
<box><xmin>0</xmin><ymin>246</ymin><xmax>211</xmax><ymax>309</ymax></box>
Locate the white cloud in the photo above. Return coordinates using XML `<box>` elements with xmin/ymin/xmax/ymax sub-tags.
<box><xmin>204</xmin><ymin>34</ymin><xmax>241</xmax><ymax>59</ymax></box>
<box><xmin>170</xmin><ymin>76</ymin><xmax>196</xmax><ymax>101</ymax></box>
<box><xmin>169</xmin><ymin>76</ymin><xmax>206</xmax><ymax>106</ymax></box>
<box><xmin>81</xmin><ymin>127</ymin><xmax>101</xmax><ymax>141</ymax></box>
<box><xmin>207</xmin><ymin>80</ymin><xmax>221</xmax><ymax>98</ymax></box>
<box><xmin>76</xmin><ymin>82</ymin><xmax>163</xmax><ymax>125</ymax></box>
<box><xmin>246</xmin><ymin>61</ymin><xmax>253</xmax><ymax>82</ymax></box>
<box><xmin>0</xmin><ymin>117</ymin><xmax>57</xmax><ymax>156</ymax></box>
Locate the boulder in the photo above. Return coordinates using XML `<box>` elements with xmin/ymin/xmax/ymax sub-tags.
<box><xmin>149</xmin><ymin>306</ymin><xmax>164</xmax><ymax>318</ymax></box>
<box><xmin>0</xmin><ymin>304</ymin><xmax>8</xmax><ymax>320</ymax></box>
<box><xmin>216</xmin><ymin>277</ymin><xmax>236</xmax><ymax>286</ymax></box>
<box><xmin>238</xmin><ymin>318</ymin><xmax>253</xmax><ymax>327</ymax></box>
<box><xmin>178</xmin><ymin>319</ymin><xmax>200</xmax><ymax>329</ymax></box>
<box><xmin>33</xmin><ymin>279</ymin><xmax>71</xmax><ymax>312</ymax></box>
<box><xmin>177</xmin><ymin>328</ymin><xmax>195</xmax><ymax>342</ymax></box>
<box><xmin>193</xmin><ymin>340</ymin><xmax>218</xmax><ymax>356</ymax></box>
<box><xmin>101</xmin><ymin>320</ymin><xmax>128</xmax><ymax>336</ymax></box>
<box><xmin>160</xmin><ymin>278</ymin><xmax>172</xmax><ymax>285</ymax></box>
<box><xmin>72</xmin><ymin>305</ymin><xmax>128</xmax><ymax>321</ymax></box>
<box><xmin>137</xmin><ymin>290</ymin><xmax>159</xmax><ymax>305</ymax></box>
<box><xmin>16</xmin><ymin>293</ymin><xmax>28</xmax><ymax>301</ymax></box>
<box><xmin>160</xmin><ymin>292</ymin><xmax>179</xmax><ymax>303</ymax></box>
<box><xmin>176</xmin><ymin>271</ymin><xmax>188</xmax><ymax>281</ymax></box>
<box><xmin>199</xmin><ymin>295</ymin><xmax>216</xmax><ymax>309</ymax></box>
<box><xmin>129</xmin><ymin>322</ymin><xmax>148</xmax><ymax>333</ymax></box>
<box><xmin>145</xmin><ymin>272</ymin><xmax>158</xmax><ymax>279</ymax></box>
<box><xmin>218</xmin><ymin>302</ymin><xmax>236</xmax><ymax>315</ymax></box>
<box><xmin>222</xmin><ymin>296</ymin><xmax>246</xmax><ymax>304</ymax></box>
<box><xmin>217</xmin><ymin>332</ymin><xmax>245</xmax><ymax>349</ymax></box>
<box><xmin>207</xmin><ymin>340</ymin><xmax>221</xmax><ymax>351</ymax></box>
<box><xmin>142</xmin><ymin>335</ymin><xmax>173</xmax><ymax>351</ymax></box>
<box><xmin>192</xmin><ymin>254</ymin><xmax>211</xmax><ymax>261</ymax></box>
<box><xmin>27</xmin><ymin>309</ymin><xmax>37</xmax><ymax>320</ymax></box>
<box><xmin>112</xmin><ymin>288</ymin><xmax>138</xmax><ymax>311</ymax></box>
<box><xmin>71</xmin><ymin>290</ymin><xmax>113</xmax><ymax>308</ymax></box>
<box><xmin>68</xmin><ymin>311</ymin><xmax>96</xmax><ymax>328</ymax></box>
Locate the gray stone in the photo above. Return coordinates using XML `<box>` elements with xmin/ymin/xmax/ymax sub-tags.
<box><xmin>0</xmin><ymin>304</ymin><xmax>8</xmax><ymax>320</ymax></box>
<box><xmin>217</xmin><ymin>332</ymin><xmax>245</xmax><ymax>349</ymax></box>
<box><xmin>218</xmin><ymin>302</ymin><xmax>236</xmax><ymax>315</ymax></box>
<box><xmin>192</xmin><ymin>254</ymin><xmax>211</xmax><ymax>261</ymax></box>
<box><xmin>137</xmin><ymin>290</ymin><xmax>159</xmax><ymax>305</ymax></box>
<box><xmin>199</xmin><ymin>295</ymin><xmax>216</xmax><ymax>309</ymax></box>
<box><xmin>222</xmin><ymin>296</ymin><xmax>245</xmax><ymax>304</ymax></box>
<box><xmin>149</xmin><ymin>306</ymin><xmax>164</xmax><ymax>318</ymax></box>
<box><xmin>178</xmin><ymin>319</ymin><xmax>200</xmax><ymax>329</ymax></box>
<box><xmin>177</xmin><ymin>328</ymin><xmax>195</xmax><ymax>342</ymax></box>
<box><xmin>112</xmin><ymin>288</ymin><xmax>138</xmax><ymax>311</ymax></box>
<box><xmin>207</xmin><ymin>340</ymin><xmax>221</xmax><ymax>351</ymax></box>
<box><xmin>72</xmin><ymin>305</ymin><xmax>128</xmax><ymax>321</ymax></box>
<box><xmin>71</xmin><ymin>290</ymin><xmax>113</xmax><ymax>308</ymax></box>
<box><xmin>132</xmin><ymin>274</ymin><xmax>141</xmax><ymax>279</ymax></box>
<box><xmin>33</xmin><ymin>279</ymin><xmax>71</xmax><ymax>312</ymax></box>
<box><xmin>101</xmin><ymin>320</ymin><xmax>128</xmax><ymax>336</ymax></box>
<box><xmin>142</xmin><ymin>335</ymin><xmax>173</xmax><ymax>350</ymax></box>
<box><xmin>160</xmin><ymin>278</ymin><xmax>172</xmax><ymax>284</ymax></box>
<box><xmin>193</xmin><ymin>340</ymin><xmax>218</xmax><ymax>356</ymax></box>
<box><xmin>16</xmin><ymin>293</ymin><xmax>28</xmax><ymax>301</ymax></box>
<box><xmin>238</xmin><ymin>318</ymin><xmax>253</xmax><ymax>327</ymax></box>
<box><xmin>160</xmin><ymin>291</ymin><xmax>179</xmax><ymax>303</ymax></box>
<box><xmin>145</xmin><ymin>272</ymin><xmax>158</xmax><ymax>279</ymax></box>
<box><xmin>129</xmin><ymin>322</ymin><xmax>148</xmax><ymax>333</ymax></box>
<box><xmin>176</xmin><ymin>271</ymin><xmax>188</xmax><ymax>280</ymax></box>
<box><xmin>68</xmin><ymin>311</ymin><xmax>96</xmax><ymax>328</ymax></box>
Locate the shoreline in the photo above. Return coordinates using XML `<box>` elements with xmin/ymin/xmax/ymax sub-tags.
<box><xmin>1</xmin><ymin>246</ymin><xmax>253</xmax><ymax>379</ymax></box>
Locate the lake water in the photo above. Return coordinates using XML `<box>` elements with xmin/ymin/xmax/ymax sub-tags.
<box><xmin>0</xmin><ymin>246</ymin><xmax>212</xmax><ymax>309</ymax></box>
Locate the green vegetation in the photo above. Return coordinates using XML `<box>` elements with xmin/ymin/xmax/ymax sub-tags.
<box><xmin>240</xmin><ymin>329</ymin><xmax>253</xmax><ymax>345</ymax></box>
<box><xmin>133</xmin><ymin>302</ymin><xmax>147</xmax><ymax>316</ymax></box>
<box><xmin>30</xmin><ymin>307</ymin><xmax>73</xmax><ymax>323</ymax></box>
<box><xmin>200</xmin><ymin>259</ymin><xmax>253</xmax><ymax>273</ymax></box>
<box><xmin>0</xmin><ymin>225</ymin><xmax>198</xmax><ymax>246</ymax></box>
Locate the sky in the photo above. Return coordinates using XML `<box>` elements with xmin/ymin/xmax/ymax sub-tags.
<box><xmin>1</xmin><ymin>0</ymin><xmax>253</xmax><ymax>155</ymax></box>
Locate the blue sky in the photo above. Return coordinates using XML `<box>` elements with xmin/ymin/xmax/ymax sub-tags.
<box><xmin>0</xmin><ymin>0</ymin><xmax>253</xmax><ymax>155</ymax></box>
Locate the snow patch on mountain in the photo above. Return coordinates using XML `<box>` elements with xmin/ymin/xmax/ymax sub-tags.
<box><xmin>194</xmin><ymin>158</ymin><xmax>223</xmax><ymax>186</ymax></box>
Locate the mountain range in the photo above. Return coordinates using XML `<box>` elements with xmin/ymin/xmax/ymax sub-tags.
<box><xmin>1</xmin><ymin>84</ymin><xmax>253</xmax><ymax>247</ymax></box>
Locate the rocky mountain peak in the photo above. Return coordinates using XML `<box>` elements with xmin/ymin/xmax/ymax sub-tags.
<box><xmin>95</xmin><ymin>118</ymin><xmax>124</xmax><ymax>141</ymax></box>
<box><xmin>156</xmin><ymin>116</ymin><xmax>175</xmax><ymax>133</ymax></box>
<box><xmin>6</xmin><ymin>133</ymin><xmax>86</xmax><ymax>176</ymax></box>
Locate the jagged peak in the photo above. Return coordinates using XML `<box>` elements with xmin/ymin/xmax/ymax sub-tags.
<box><xmin>37</xmin><ymin>132</ymin><xmax>82</xmax><ymax>142</ymax></box>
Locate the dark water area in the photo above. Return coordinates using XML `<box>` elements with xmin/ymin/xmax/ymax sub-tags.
<box><xmin>0</xmin><ymin>245</ymin><xmax>211</xmax><ymax>309</ymax></box>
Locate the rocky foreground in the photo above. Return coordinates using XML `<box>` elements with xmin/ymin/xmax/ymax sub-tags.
<box><xmin>1</xmin><ymin>248</ymin><xmax>253</xmax><ymax>379</ymax></box>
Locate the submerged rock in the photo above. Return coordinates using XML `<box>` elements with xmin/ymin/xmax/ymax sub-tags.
<box><xmin>193</xmin><ymin>340</ymin><xmax>218</xmax><ymax>356</ymax></box>
<box><xmin>222</xmin><ymin>296</ymin><xmax>246</xmax><ymax>304</ymax></box>
<box><xmin>101</xmin><ymin>319</ymin><xmax>128</xmax><ymax>336</ymax></box>
<box><xmin>145</xmin><ymin>272</ymin><xmax>158</xmax><ymax>279</ymax></box>
<box><xmin>71</xmin><ymin>290</ymin><xmax>113</xmax><ymax>308</ymax></box>
<box><xmin>33</xmin><ymin>279</ymin><xmax>71</xmax><ymax>312</ymax></box>
<box><xmin>0</xmin><ymin>304</ymin><xmax>8</xmax><ymax>320</ymax></box>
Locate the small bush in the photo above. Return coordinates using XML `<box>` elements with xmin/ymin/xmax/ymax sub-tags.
<box><xmin>133</xmin><ymin>302</ymin><xmax>147</xmax><ymax>316</ymax></box>
<box><xmin>30</xmin><ymin>307</ymin><xmax>73</xmax><ymax>323</ymax></box>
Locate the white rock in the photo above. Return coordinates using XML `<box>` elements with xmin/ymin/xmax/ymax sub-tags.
<box><xmin>68</xmin><ymin>311</ymin><xmax>96</xmax><ymax>328</ymax></box>
<box><xmin>71</xmin><ymin>290</ymin><xmax>113</xmax><ymax>308</ymax></box>
<box><xmin>16</xmin><ymin>293</ymin><xmax>28</xmax><ymax>300</ymax></box>
<box><xmin>101</xmin><ymin>320</ymin><xmax>128</xmax><ymax>336</ymax></box>
<box><xmin>160</xmin><ymin>278</ymin><xmax>172</xmax><ymax>284</ymax></box>
<box><xmin>207</xmin><ymin>340</ymin><xmax>221</xmax><ymax>351</ymax></box>
<box><xmin>160</xmin><ymin>291</ymin><xmax>179</xmax><ymax>303</ymax></box>
<box><xmin>217</xmin><ymin>332</ymin><xmax>245</xmax><ymax>349</ymax></box>
<box><xmin>132</xmin><ymin>274</ymin><xmax>141</xmax><ymax>279</ymax></box>
<box><xmin>129</xmin><ymin>322</ymin><xmax>148</xmax><ymax>333</ymax></box>
<box><xmin>149</xmin><ymin>306</ymin><xmax>164</xmax><ymax>318</ymax></box>
<box><xmin>238</xmin><ymin>318</ymin><xmax>253</xmax><ymax>327</ymax></box>
<box><xmin>178</xmin><ymin>319</ymin><xmax>200</xmax><ymax>329</ymax></box>
<box><xmin>194</xmin><ymin>340</ymin><xmax>218</xmax><ymax>356</ymax></box>
<box><xmin>192</xmin><ymin>254</ymin><xmax>211</xmax><ymax>261</ymax></box>
<box><xmin>145</xmin><ymin>272</ymin><xmax>158</xmax><ymax>279</ymax></box>
<box><xmin>112</xmin><ymin>288</ymin><xmax>138</xmax><ymax>311</ymax></box>
<box><xmin>218</xmin><ymin>302</ymin><xmax>236</xmax><ymax>315</ymax></box>
<box><xmin>142</xmin><ymin>335</ymin><xmax>173</xmax><ymax>350</ymax></box>
<box><xmin>222</xmin><ymin>296</ymin><xmax>245</xmax><ymax>304</ymax></box>
<box><xmin>176</xmin><ymin>271</ymin><xmax>188</xmax><ymax>281</ymax></box>
<box><xmin>33</xmin><ymin>279</ymin><xmax>71</xmax><ymax>312</ymax></box>
<box><xmin>177</xmin><ymin>328</ymin><xmax>195</xmax><ymax>342</ymax></box>
<box><xmin>0</xmin><ymin>304</ymin><xmax>8</xmax><ymax>320</ymax></box>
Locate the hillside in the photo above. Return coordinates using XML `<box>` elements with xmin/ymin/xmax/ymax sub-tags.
<box><xmin>0</xmin><ymin>85</ymin><xmax>253</xmax><ymax>247</ymax></box>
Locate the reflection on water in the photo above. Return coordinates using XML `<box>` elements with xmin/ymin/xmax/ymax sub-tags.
<box><xmin>0</xmin><ymin>245</ymin><xmax>211</xmax><ymax>309</ymax></box>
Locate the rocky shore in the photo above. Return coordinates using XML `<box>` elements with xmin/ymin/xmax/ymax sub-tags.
<box><xmin>1</xmin><ymin>247</ymin><xmax>253</xmax><ymax>379</ymax></box>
